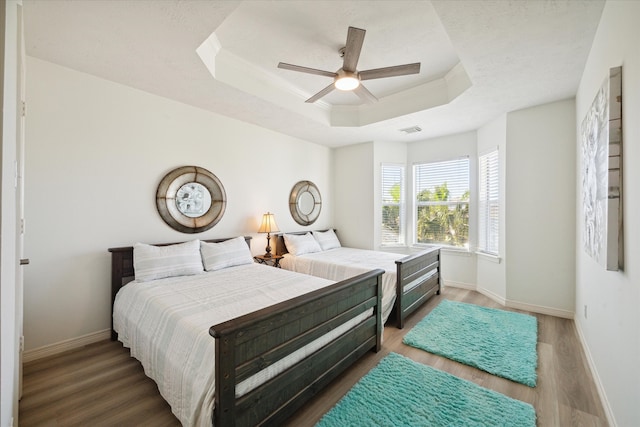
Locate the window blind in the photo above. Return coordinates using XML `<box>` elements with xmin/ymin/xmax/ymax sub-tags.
<box><xmin>381</xmin><ymin>163</ymin><xmax>405</xmax><ymax>245</ymax></box>
<box><xmin>479</xmin><ymin>149</ymin><xmax>499</xmax><ymax>255</ymax></box>
<box><xmin>414</xmin><ymin>158</ymin><xmax>469</xmax><ymax>247</ymax></box>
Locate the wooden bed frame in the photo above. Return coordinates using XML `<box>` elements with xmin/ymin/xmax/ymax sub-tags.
<box><xmin>275</xmin><ymin>231</ymin><xmax>440</xmax><ymax>329</ymax></box>
<box><xmin>394</xmin><ymin>246</ymin><xmax>440</xmax><ymax>329</ymax></box>
<box><xmin>109</xmin><ymin>237</ymin><xmax>383</xmax><ymax>427</ymax></box>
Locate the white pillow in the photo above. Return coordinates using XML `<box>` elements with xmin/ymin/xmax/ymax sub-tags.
<box><xmin>283</xmin><ymin>232</ymin><xmax>322</xmax><ymax>256</ymax></box>
<box><xmin>200</xmin><ymin>236</ymin><xmax>253</xmax><ymax>271</ymax></box>
<box><xmin>133</xmin><ymin>240</ymin><xmax>203</xmax><ymax>282</ymax></box>
<box><xmin>313</xmin><ymin>229</ymin><xmax>341</xmax><ymax>251</ymax></box>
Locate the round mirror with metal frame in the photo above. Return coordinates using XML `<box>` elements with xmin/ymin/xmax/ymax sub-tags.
<box><xmin>289</xmin><ymin>180</ymin><xmax>322</xmax><ymax>226</ymax></box>
<box><xmin>156</xmin><ymin>166</ymin><xmax>226</xmax><ymax>233</ymax></box>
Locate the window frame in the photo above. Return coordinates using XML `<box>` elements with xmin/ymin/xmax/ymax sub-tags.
<box><xmin>412</xmin><ymin>156</ymin><xmax>470</xmax><ymax>249</ymax></box>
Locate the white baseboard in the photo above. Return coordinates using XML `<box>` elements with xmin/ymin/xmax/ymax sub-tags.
<box><xmin>444</xmin><ymin>281</ymin><xmax>574</xmax><ymax>319</ymax></box>
<box><xmin>476</xmin><ymin>287</ymin><xmax>507</xmax><ymax>305</ymax></box>
<box><xmin>505</xmin><ymin>299</ymin><xmax>574</xmax><ymax>319</ymax></box>
<box><xmin>573</xmin><ymin>320</ymin><xmax>617</xmax><ymax>427</ymax></box>
<box><xmin>23</xmin><ymin>329</ymin><xmax>111</xmax><ymax>363</ymax></box>
<box><xmin>442</xmin><ymin>280</ymin><xmax>475</xmax><ymax>290</ymax></box>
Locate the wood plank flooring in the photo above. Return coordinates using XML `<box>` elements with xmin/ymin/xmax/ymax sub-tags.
<box><xmin>19</xmin><ymin>287</ymin><xmax>608</xmax><ymax>426</ymax></box>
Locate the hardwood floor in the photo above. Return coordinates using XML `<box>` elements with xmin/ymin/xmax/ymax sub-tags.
<box><xmin>19</xmin><ymin>287</ymin><xmax>608</xmax><ymax>426</ymax></box>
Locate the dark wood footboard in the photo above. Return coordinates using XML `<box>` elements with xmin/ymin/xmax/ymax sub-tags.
<box><xmin>275</xmin><ymin>231</ymin><xmax>440</xmax><ymax>330</ymax></box>
<box><xmin>395</xmin><ymin>247</ymin><xmax>440</xmax><ymax>329</ymax></box>
<box><xmin>210</xmin><ymin>268</ymin><xmax>383</xmax><ymax>427</ymax></box>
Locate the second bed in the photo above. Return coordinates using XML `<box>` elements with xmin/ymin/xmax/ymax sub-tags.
<box><xmin>275</xmin><ymin>229</ymin><xmax>441</xmax><ymax>328</ymax></box>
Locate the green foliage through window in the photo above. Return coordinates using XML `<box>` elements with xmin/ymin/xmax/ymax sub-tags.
<box><xmin>414</xmin><ymin>158</ymin><xmax>469</xmax><ymax>248</ymax></box>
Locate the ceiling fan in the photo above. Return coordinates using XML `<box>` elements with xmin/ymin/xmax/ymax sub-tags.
<box><xmin>278</xmin><ymin>26</ymin><xmax>421</xmax><ymax>104</ymax></box>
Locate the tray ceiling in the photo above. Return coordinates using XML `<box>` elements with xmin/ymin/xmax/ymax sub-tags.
<box><xmin>23</xmin><ymin>0</ymin><xmax>605</xmax><ymax>147</ymax></box>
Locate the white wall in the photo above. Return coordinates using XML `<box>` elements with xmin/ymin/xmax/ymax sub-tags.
<box><xmin>23</xmin><ymin>57</ymin><xmax>334</xmax><ymax>352</ymax></box>
<box><xmin>332</xmin><ymin>142</ymin><xmax>374</xmax><ymax>249</ymax></box>
<box><xmin>504</xmin><ymin>99</ymin><xmax>576</xmax><ymax>316</ymax></box>
<box><xmin>407</xmin><ymin>131</ymin><xmax>478</xmax><ymax>288</ymax></box>
<box><xmin>476</xmin><ymin>114</ymin><xmax>507</xmax><ymax>301</ymax></box>
<box><xmin>575</xmin><ymin>2</ymin><xmax>640</xmax><ymax>426</ymax></box>
<box><xmin>404</xmin><ymin>102</ymin><xmax>577</xmax><ymax>318</ymax></box>
<box><xmin>333</xmin><ymin>100</ymin><xmax>577</xmax><ymax>319</ymax></box>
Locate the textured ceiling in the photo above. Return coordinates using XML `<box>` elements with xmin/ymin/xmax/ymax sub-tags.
<box><xmin>23</xmin><ymin>0</ymin><xmax>605</xmax><ymax>147</ymax></box>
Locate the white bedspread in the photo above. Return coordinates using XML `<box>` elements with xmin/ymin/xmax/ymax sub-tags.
<box><xmin>113</xmin><ymin>263</ymin><xmax>370</xmax><ymax>427</ymax></box>
<box><xmin>280</xmin><ymin>247</ymin><xmax>401</xmax><ymax>324</ymax></box>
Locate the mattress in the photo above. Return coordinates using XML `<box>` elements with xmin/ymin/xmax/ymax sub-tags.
<box><xmin>280</xmin><ymin>247</ymin><xmax>401</xmax><ymax>324</ymax></box>
<box><xmin>113</xmin><ymin>262</ymin><xmax>371</xmax><ymax>426</ymax></box>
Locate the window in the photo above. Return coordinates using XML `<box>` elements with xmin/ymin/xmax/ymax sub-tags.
<box><xmin>414</xmin><ymin>158</ymin><xmax>469</xmax><ymax>248</ymax></box>
<box><xmin>381</xmin><ymin>163</ymin><xmax>405</xmax><ymax>245</ymax></box>
<box><xmin>478</xmin><ymin>149</ymin><xmax>499</xmax><ymax>255</ymax></box>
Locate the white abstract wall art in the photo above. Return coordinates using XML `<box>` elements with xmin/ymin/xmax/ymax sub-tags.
<box><xmin>580</xmin><ymin>66</ymin><xmax>623</xmax><ymax>271</ymax></box>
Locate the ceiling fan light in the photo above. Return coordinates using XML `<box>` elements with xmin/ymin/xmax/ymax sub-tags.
<box><xmin>335</xmin><ymin>75</ymin><xmax>360</xmax><ymax>91</ymax></box>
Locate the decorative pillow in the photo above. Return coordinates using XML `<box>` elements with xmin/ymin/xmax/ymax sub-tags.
<box><xmin>312</xmin><ymin>229</ymin><xmax>341</xmax><ymax>251</ymax></box>
<box><xmin>133</xmin><ymin>239</ymin><xmax>203</xmax><ymax>282</ymax></box>
<box><xmin>200</xmin><ymin>236</ymin><xmax>253</xmax><ymax>271</ymax></box>
<box><xmin>283</xmin><ymin>232</ymin><xmax>322</xmax><ymax>256</ymax></box>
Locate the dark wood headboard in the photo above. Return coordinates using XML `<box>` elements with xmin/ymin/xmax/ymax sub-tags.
<box><xmin>275</xmin><ymin>229</ymin><xmax>335</xmax><ymax>256</ymax></box>
<box><xmin>108</xmin><ymin>236</ymin><xmax>252</xmax><ymax>340</ymax></box>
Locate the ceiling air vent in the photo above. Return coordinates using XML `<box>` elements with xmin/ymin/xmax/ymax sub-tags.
<box><xmin>399</xmin><ymin>126</ymin><xmax>422</xmax><ymax>134</ymax></box>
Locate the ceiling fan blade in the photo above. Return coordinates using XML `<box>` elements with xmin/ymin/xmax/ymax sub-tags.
<box><xmin>342</xmin><ymin>27</ymin><xmax>366</xmax><ymax>72</ymax></box>
<box><xmin>359</xmin><ymin>63</ymin><xmax>421</xmax><ymax>81</ymax></box>
<box><xmin>353</xmin><ymin>84</ymin><xmax>378</xmax><ymax>104</ymax></box>
<box><xmin>278</xmin><ymin>62</ymin><xmax>336</xmax><ymax>78</ymax></box>
<box><xmin>306</xmin><ymin>83</ymin><xmax>336</xmax><ymax>103</ymax></box>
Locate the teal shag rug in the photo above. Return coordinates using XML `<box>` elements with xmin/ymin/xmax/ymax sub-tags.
<box><xmin>316</xmin><ymin>352</ymin><xmax>536</xmax><ymax>427</ymax></box>
<box><xmin>403</xmin><ymin>300</ymin><xmax>538</xmax><ymax>387</ymax></box>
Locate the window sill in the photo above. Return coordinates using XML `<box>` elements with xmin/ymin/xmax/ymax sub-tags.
<box><xmin>413</xmin><ymin>245</ymin><xmax>471</xmax><ymax>257</ymax></box>
<box><xmin>476</xmin><ymin>251</ymin><xmax>502</xmax><ymax>264</ymax></box>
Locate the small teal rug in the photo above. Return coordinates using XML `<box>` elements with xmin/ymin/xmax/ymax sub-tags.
<box><xmin>316</xmin><ymin>352</ymin><xmax>536</xmax><ymax>427</ymax></box>
<box><xmin>403</xmin><ymin>300</ymin><xmax>538</xmax><ymax>387</ymax></box>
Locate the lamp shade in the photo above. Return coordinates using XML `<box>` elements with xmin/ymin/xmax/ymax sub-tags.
<box><xmin>258</xmin><ymin>212</ymin><xmax>280</xmax><ymax>234</ymax></box>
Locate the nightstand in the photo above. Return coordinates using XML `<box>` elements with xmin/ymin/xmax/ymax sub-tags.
<box><xmin>253</xmin><ymin>254</ymin><xmax>284</xmax><ymax>268</ymax></box>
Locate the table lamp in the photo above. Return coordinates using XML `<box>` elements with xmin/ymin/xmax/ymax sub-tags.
<box><xmin>258</xmin><ymin>212</ymin><xmax>280</xmax><ymax>257</ymax></box>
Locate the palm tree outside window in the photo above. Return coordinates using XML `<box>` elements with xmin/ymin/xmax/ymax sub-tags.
<box><xmin>414</xmin><ymin>158</ymin><xmax>470</xmax><ymax>248</ymax></box>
